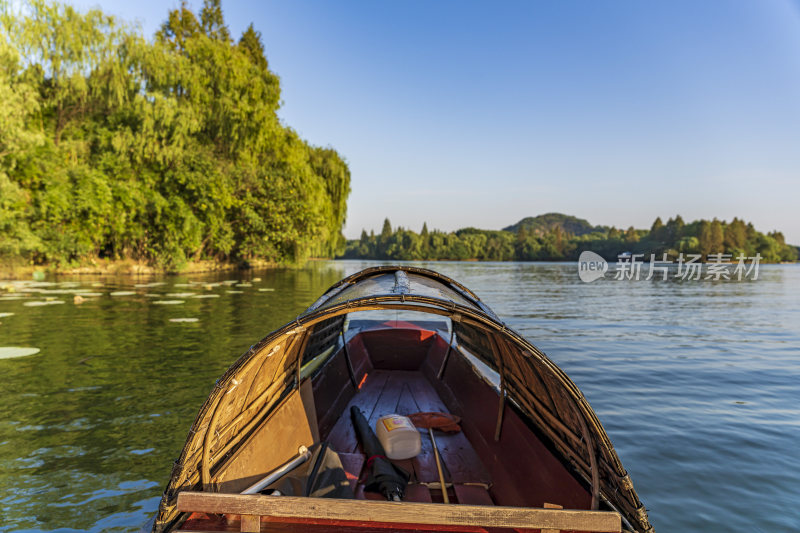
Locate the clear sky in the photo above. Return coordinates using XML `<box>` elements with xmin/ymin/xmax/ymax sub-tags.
<box><xmin>72</xmin><ymin>0</ymin><xmax>800</xmax><ymax>243</ymax></box>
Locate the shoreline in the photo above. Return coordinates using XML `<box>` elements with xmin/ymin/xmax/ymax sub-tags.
<box><xmin>3</xmin><ymin>256</ymin><xmax>795</xmax><ymax>280</ymax></box>
<box><xmin>0</xmin><ymin>258</ymin><xmax>280</xmax><ymax>280</ymax></box>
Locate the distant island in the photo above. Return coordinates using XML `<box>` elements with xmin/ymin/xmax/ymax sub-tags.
<box><xmin>341</xmin><ymin>213</ymin><xmax>799</xmax><ymax>263</ymax></box>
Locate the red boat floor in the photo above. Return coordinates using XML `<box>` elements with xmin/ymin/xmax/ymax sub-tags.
<box><xmin>326</xmin><ymin>370</ymin><xmax>493</xmax><ymax>505</ymax></box>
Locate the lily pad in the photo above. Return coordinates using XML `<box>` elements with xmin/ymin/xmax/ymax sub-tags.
<box><xmin>109</xmin><ymin>291</ymin><xmax>136</xmax><ymax>297</ymax></box>
<box><xmin>226</xmin><ymin>290</ymin><xmax>244</xmax><ymax>294</ymax></box>
<box><xmin>152</xmin><ymin>300</ymin><xmax>185</xmax><ymax>305</ymax></box>
<box><xmin>169</xmin><ymin>318</ymin><xmax>199</xmax><ymax>323</ymax></box>
<box><xmin>192</xmin><ymin>294</ymin><xmax>220</xmax><ymax>299</ymax></box>
<box><xmin>23</xmin><ymin>300</ymin><xmax>65</xmax><ymax>307</ymax></box>
<box><xmin>0</xmin><ymin>313</ymin><xmax>14</xmax><ymax>318</ymax></box>
<box><xmin>0</xmin><ymin>347</ymin><xmax>40</xmax><ymax>360</ymax></box>
<box><xmin>258</xmin><ymin>288</ymin><xmax>275</xmax><ymax>292</ymax></box>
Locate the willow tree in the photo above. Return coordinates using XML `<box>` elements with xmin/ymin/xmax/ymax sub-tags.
<box><xmin>0</xmin><ymin>38</ymin><xmax>43</xmax><ymax>259</ymax></box>
<box><xmin>0</xmin><ymin>0</ymin><xmax>350</xmax><ymax>269</ymax></box>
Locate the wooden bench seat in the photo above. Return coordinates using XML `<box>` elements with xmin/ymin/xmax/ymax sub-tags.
<box><xmin>176</xmin><ymin>491</ymin><xmax>622</xmax><ymax>533</ymax></box>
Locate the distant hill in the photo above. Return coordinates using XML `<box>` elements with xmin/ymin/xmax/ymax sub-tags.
<box><xmin>502</xmin><ymin>213</ymin><xmax>605</xmax><ymax>236</ymax></box>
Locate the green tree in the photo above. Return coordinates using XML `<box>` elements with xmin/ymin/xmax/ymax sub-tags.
<box><xmin>697</xmin><ymin>220</ymin><xmax>712</xmax><ymax>258</ymax></box>
<box><xmin>552</xmin><ymin>226</ymin><xmax>564</xmax><ymax>254</ymax></box>
<box><xmin>709</xmin><ymin>219</ymin><xmax>724</xmax><ymax>256</ymax></box>
<box><xmin>156</xmin><ymin>1</ymin><xmax>201</xmax><ymax>53</ymax></box>
<box><xmin>724</xmin><ymin>217</ymin><xmax>747</xmax><ymax>252</ymax></box>
<box><xmin>200</xmin><ymin>0</ymin><xmax>230</xmax><ymax>42</ymax></box>
<box><xmin>650</xmin><ymin>217</ymin><xmax>664</xmax><ymax>242</ymax></box>
<box><xmin>624</xmin><ymin>226</ymin><xmax>640</xmax><ymax>244</ymax></box>
<box><xmin>309</xmin><ymin>146</ymin><xmax>351</xmax><ymax>256</ymax></box>
<box><xmin>664</xmin><ymin>215</ymin><xmax>685</xmax><ymax>245</ymax></box>
<box><xmin>3</xmin><ymin>0</ymin><xmax>127</xmax><ymax>146</ymax></box>
<box><xmin>381</xmin><ymin>218</ymin><xmax>392</xmax><ymax>239</ymax></box>
<box><xmin>238</xmin><ymin>23</ymin><xmax>267</xmax><ymax>71</ymax></box>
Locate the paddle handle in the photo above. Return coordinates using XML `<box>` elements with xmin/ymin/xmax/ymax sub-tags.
<box><xmin>241</xmin><ymin>445</ymin><xmax>311</xmax><ymax>495</ymax></box>
<box><xmin>428</xmin><ymin>428</ymin><xmax>450</xmax><ymax>504</ymax></box>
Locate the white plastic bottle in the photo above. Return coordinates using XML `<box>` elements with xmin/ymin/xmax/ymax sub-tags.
<box><xmin>375</xmin><ymin>414</ymin><xmax>422</xmax><ymax>460</ymax></box>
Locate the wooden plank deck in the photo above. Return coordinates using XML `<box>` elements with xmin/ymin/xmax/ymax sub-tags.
<box><xmin>325</xmin><ymin>369</ymin><xmax>492</xmax><ymax>500</ymax></box>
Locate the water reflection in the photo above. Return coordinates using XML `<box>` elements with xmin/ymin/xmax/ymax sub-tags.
<box><xmin>0</xmin><ymin>264</ymin><xmax>347</xmax><ymax>532</ymax></box>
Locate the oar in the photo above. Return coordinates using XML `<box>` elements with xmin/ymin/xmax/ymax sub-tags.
<box><xmin>428</xmin><ymin>428</ymin><xmax>450</xmax><ymax>504</ymax></box>
<box><xmin>241</xmin><ymin>446</ymin><xmax>311</xmax><ymax>494</ymax></box>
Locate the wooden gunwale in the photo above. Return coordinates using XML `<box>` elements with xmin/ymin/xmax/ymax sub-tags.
<box><xmin>176</xmin><ymin>492</ymin><xmax>622</xmax><ymax>532</ymax></box>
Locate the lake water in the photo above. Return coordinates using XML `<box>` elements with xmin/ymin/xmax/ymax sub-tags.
<box><xmin>1</xmin><ymin>260</ymin><xmax>798</xmax><ymax>532</ymax></box>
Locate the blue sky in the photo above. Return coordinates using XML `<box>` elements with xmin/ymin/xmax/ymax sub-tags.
<box><xmin>73</xmin><ymin>0</ymin><xmax>800</xmax><ymax>242</ymax></box>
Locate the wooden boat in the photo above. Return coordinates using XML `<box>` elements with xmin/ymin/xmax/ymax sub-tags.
<box><xmin>152</xmin><ymin>266</ymin><xmax>654</xmax><ymax>533</ymax></box>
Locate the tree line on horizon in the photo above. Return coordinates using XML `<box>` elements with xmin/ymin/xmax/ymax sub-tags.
<box><xmin>342</xmin><ymin>215</ymin><xmax>798</xmax><ymax>263</ymax></box>
<box><xmin>0</xmin><ymin>0</ymin><xmax>350</xmax><ymax>270</ymax></box>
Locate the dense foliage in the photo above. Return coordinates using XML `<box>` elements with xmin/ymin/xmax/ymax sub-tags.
<box><xmin>343</xmin><ymin>214</ymin><xmax>798</xmax><ymax>263</ymax></box>
<box><xmin>0</xmin><ymin>0</ymin><xmax>350</xmax><ymax>269</ymax></box>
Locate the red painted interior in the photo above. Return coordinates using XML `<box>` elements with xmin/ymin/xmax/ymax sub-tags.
<box><xmin>426</xmin><ymin>352</ymin><xmax>591</xmax><ymax>509</ymax></box>
<box><xmin>359</xmin><ymin>327</ymin><xmax>437</xmax><ymax>370</ymax></box>
<box><xmin>180</xmin><ymin>324</ymin><xmax>596</xmax><ymax>533</ymax></box>
<box><xmin>313</xmin><ymin>333</ymin><xmax>373</xmax><ymax>437</ymax></box>
<box><xmin>317</xmin><ymin>327</ymin><xmax>590</xmax><ymax>510</ymax></box>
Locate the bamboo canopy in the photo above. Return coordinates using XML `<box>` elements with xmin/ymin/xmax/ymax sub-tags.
<box><xmin>152</xmin><ymin>266</ymin><xmax>653</xmax><ymax>533</ymax></box>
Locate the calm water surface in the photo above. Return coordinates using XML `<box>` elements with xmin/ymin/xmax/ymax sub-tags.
<box><xmin>1</xmin><ymin>261</ymin><xmax>798</xmax><ymax>532</ymax></box>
